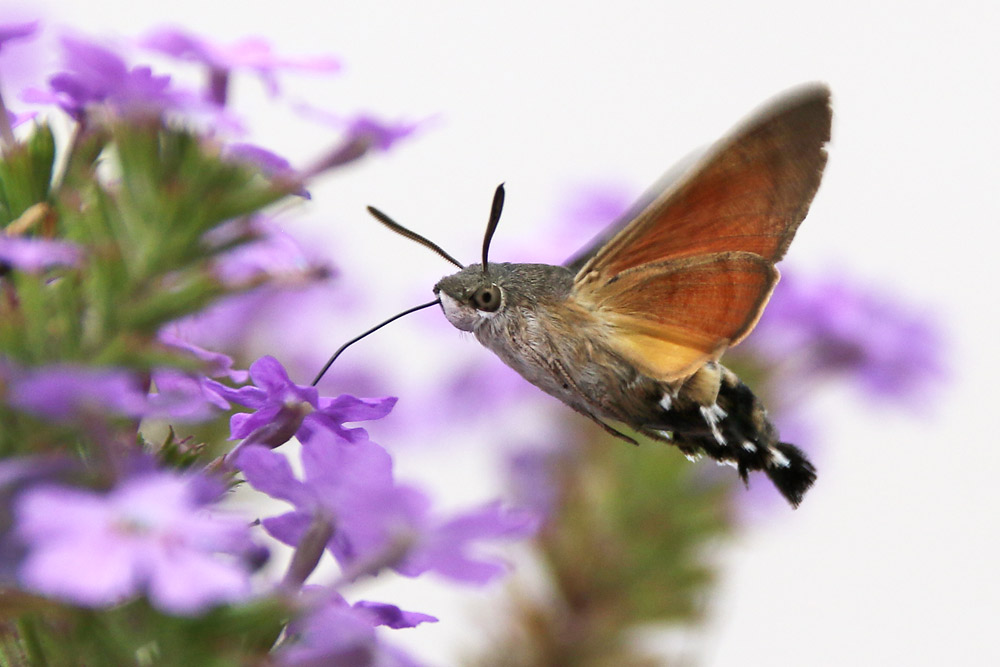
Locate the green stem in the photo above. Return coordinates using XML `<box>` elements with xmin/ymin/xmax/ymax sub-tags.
<box><xmin>15</xmin><ymin>617</ymin><xmax>48</xmax><ymax>667</ymax></box>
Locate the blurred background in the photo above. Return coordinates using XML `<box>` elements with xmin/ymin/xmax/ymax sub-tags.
<box><xmin>7</xmin><ymin>1</ymin><xmax>998</xmax><ymax>664</ymax></box>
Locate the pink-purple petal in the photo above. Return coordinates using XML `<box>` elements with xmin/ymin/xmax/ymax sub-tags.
<box><xmin>14</xmin><ymin>469</ymin><xmax>259</xmax><ymax>615</ymax></box>
<box><xmin>0</xmin><ymin>236</ymin><xmax>83</xmax><ymax>272</ymax></box>
<box><xmin>353</xmin><ymin>600</ymin><xmax>437</xmax><ymax>629</ymax></box>
<box><xmin>19</xmin><ymin>537</ymin><xmax>138</xmax><ymax>606</ymax></box>
<box><xmin>233</xmin><ymin>445</ymin><xmax>314</xmax><ymax>507</ymax></box>
<box><xmin>146</xmin><ymin>548</ymin><xmax>251</xmax><ymax>614</ymax></box>
<box><xmin>261</xmin><ymin>511</ymin><xmax>313</xmax><ymax>548</ymax></box>
<box><xmin>0</xmin><ymin>20</ymin><xmax>39</xmax><ymax>50</ymax></box>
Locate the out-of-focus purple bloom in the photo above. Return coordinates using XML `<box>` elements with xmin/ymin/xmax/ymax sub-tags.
<box><xmin>3</xmin><ymin>362</ymin><xmax>225</xmax><ymax>424</ymax></box>
<box><xmin>488</xmin><ymin>182</ymin><xmax>632</xmax><ymax>264</ymax></box>
<box><xmin>0</xmin><ymin>17</ymin><xmax>40</xmax><ymax>144</ymax></box>
<box><xmin>15</xmin><ymin>469</ymin><xmax>260</xmax><ymax>614</ymax></box>
<box><xmin>394</xmin><ymin>500</ymin><xmax>538</xmax><ymax>584</ymax></box>
<box><xmin>21</xmin><ymin>36</ymin><xmax>241</xmax><ymax>132</ymax></box>
<box><xmin>206</xmin><ymin>356</ymin><xmax>395</xmax><ymax>449</ymax></box>
<box><xmin>0</xmin><ymin>20</ymin><xmax>38</xmax><ymax>51</ymax></box>
<box><xmin>746</xmin><ymin>270</ymin><xmax>946</xmax><ymax>404</ymax></box>
<box><xmin>298</xmin><ymin>109</ymin><xmax>423</xmax><ymax>175</ymax></box>
<box><xmin>4</xmin><ymin>364</ymin><xmax>150</xmax><ymax>421</ymax></box>
<box><xmin>223</xmin><ymin>143</ymin><xmax>308</xmax><ymax>196</ymax></box>
<box><xmin>352</xmin><ymin>599</ymin><xmax>437</xmax><ymax>629</ymax></box>
<box><xmin>236</xmin><ymin>430</ymin><xmax>536</xmax><ymax>584</ymax></box>
<box><xmin>0</xmin><ymin>456</ymin><xmax>77</xmax><ymax>584</ymax></box>
<box><xmin>559</xmin><ymin>184</ymin><xmax>634</xmax><ymax>231</ymax></box>
<box><xmin>438</xmin><ymin>360</ymin><xmax>537</xmax><ymax>421</ymax></box>
<box><xmin>342</xmin><ymin>115</ymin><xmax>421</xmax><ymax>152</ymax></box>
<box><xmin>210</xmin><ymin>217</ymin><xmax>330</xmax><ymax>285</ymax></box>
<box><xmin>140</xmin><ymin>28</ymin><xmax>340</xmax><ymax>102</ymax></box>
<box><xmin>153</xmin><ymin>334</ymin><xmax>250</xmax><ymax>421</ymax></box>
<box><xmin>549</xmin><ymin>184</ymin><xmax>633</xmax><ymax>260</ymax></box>
<box><xmin>21</xmin><ymin>36</ymin><xmax>174</xmax><ymax>120</ymax></box>
<box><xmin>506</xmin><ymin>446</ymin><xmax>563</xmax><ymax>519</ymax></box>
<box><xmin>0</xmin><ymin>236</ymin><xmax>82</xmax><ymax>272</ymax></box>
<box><xmin>149</xmin><ymin>369</ymin><xmax>230</xmax><ymax>420</ymax></box>
<box><xmin>278</xmin><ymin>589</ymin><xmax>427</xmax><ymax>667</ymax></box>
<box><xmin>158</xmin><ymin>331</ymin><xmax>249</xmax><ymax>383</ymax></box>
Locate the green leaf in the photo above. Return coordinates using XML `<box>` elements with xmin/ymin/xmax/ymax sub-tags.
<box><xmin>0</xmin><ymin>123</ymin><xmax>56</xmax><ymax>224</ymax></box>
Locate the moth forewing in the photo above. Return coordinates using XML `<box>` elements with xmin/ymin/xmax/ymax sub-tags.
<box><xmin>572</xmin><ymin>83</ymin><xmax>831</xmax><ymax>282</ymax></box>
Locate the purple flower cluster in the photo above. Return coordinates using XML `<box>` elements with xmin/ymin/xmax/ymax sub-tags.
<box><xmin>2</xmin><ymin>351</ymin><xmax>537</xmax><ymax>662</ymax></box>
<box><xmin>0</xmin><ymin>16</ymin><xmax>530</xmax><ymax>666</ymax></box>
<box><xmin>196</xmin><ymin>356</ymin><xmax>536</xmax><ymax>661</ymax></box>
<box><xmin>220</xmin><ymin>357</ymin><xmax>536</xmax><ymax>584</ymax></box>
<box><xmin>14</xmin><ymin>24</ymin><xmax>417</xmax><ymax>182</ymax></box>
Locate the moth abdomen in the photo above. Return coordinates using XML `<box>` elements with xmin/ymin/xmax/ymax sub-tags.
<box><xmin>644</xmin><ymin>366</ymin><xmax>816</xmax><ymax>507</ymax></box>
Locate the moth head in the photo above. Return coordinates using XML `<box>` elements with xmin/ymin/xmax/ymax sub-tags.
<box><xmin>367</xmin><ymin>183</ymin><xmax>508</xmax><ymax>332</ymax></box>
<box><xmin>434</xmin><ymin>265</ymin><xmax>505</xmax><ymax>331</ymax></box>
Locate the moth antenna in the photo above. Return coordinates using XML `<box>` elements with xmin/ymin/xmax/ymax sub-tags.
<box><xmin>481</xmin><ymin>183</ymin><xmax>506</xmax><ymax>274</ymax></box>
<box><xmin>367</xmin><ymin>206</ymin><xmax>464</xmax><ymax>270</ymax></box>
<box><xmin>311</xmin><ymin>299</ymin><xmax>441</xmax><ymax>386</ymax></box>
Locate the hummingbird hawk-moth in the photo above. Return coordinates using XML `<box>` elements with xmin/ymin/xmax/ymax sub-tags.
<box><xmin>317</xmin><ymin>84</ymin><xmax>831</xmax><ymax>507</ymax></box>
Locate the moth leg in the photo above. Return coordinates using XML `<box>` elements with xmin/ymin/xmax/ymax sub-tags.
<box><xmin>577</xmin><ymin>409</ymin><xmax>639</xmax><ymax>446</ymax></box>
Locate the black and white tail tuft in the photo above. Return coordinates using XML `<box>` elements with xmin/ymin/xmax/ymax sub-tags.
<box><xmin>763</xmin><ymin>442</ymin><xmax>816</xmax><ymax>508</ymax></box>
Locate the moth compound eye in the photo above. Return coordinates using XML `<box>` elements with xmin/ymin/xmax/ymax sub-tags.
<box><xmin>472</xmin><ymin>284</ymin><xmax>501</xmax><ymax>312</ymax></box>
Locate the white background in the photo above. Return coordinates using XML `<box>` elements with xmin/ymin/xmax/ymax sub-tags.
<box><xmin>10</xmin><ymin>1</ymin><xmax>1000</xmax><ymax>665</ymax></box>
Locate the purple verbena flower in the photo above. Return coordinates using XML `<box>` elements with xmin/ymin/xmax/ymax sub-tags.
<box><xmin>21</xmin><ymin>36</ymin><xmax>240</xmax><ymax>131</ymax></box>
<box><xmin>208</xmin><ymin>217</ymin><xmax>329</xmax><ymax>285</ymax></box>
<box><xmin>342</xmin><ymin>115</ymin><xmax>421</xmax><ymax>152</ymax></box>
<box><xmin>223</xmin><ymin>143</ymin><xmax>307</xmax><ymax>197</ymax></box>
<box><xmin>0</xmin><ymin>455</ymin><xmax>76</xmax><ymax>583</ymax></box>
<box><xmin>20</xmin><ymin>36</ymin><xmax>174</xmax><ymax>121</ymax></box>
<box><xmin>206</xmin><ymin>355</ymin><xmax>395</xmax><ymax>449</ymax></box>
<box><xmin>225</xmin><ymin>142</ymin><xmax>293</xmax><ymax>173</ymax></box>
<box><xmin>393</xmin><ymin>500</ymin><xmax>538</xmax><ymax>584</ymax></box>
<box><xmin>151</xmin><ymin>333</ymin><xmax>248</xmax><ymax>419</ymax></box>
<box><xmin>0</xmin><ymin>236</ymin><xmax>82</xmax><ymax>272</ymax></box>
<box><xmin>4</xmin><ymin>363</ymin><xmax>151</xmax><ymax>421</ymax></box>
<box><xmin>3</xmin><ymin>361</ymin><xmax>226</xmax><ymax>424</ymax></box>
<box><xmin>140</xmin><ymin>27</ymin><xmax>340</xmax><ymax>103</ymax></box>
<box><xmin>148</xmin><ymin>369</ymin><xmax>231</xmax><ymax>421</ymax></box>
<box><xmin>352</xmin><ymin>599</ymin><xmax>437</xmax><ymax>630</ymax></box>
<box><xmin>298</xmin><ymin>109</ymin><xmax>423</xmax><ymax>175</ymax></box>
<box><xmin>235</xmin><ymin>430</ymin><xmax>536</xmax><ymax>585</ymax></box>
<box><xmin>15</xmin><ymin>469</ymin><xmax>261</xmax><ymax>614</ymax></box>
<box><xmin>233</xmin><ymin>433</ymin><xmax>399</xmax><ymax>574</ymax></box>
<box><xmin>158</xmin><ymin>331</ymin><xmax>249</xmax><ymax>383</ymax></box>
<box><xmin>278</xmin><ymin>589</ymin><xmax>428</xmax><ymax>666</ymax></box>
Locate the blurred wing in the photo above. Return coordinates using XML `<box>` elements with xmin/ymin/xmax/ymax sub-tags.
<box><xmin>573</xmin><ymin>83</ymin><xmax>831</xmax><ymax>279</ymax></box>
<box><xmin>588</xmin><ymin>252</ymin><xmax>778</xmax><ymax>382</ymax></box>
<box><xmin>572</xmin><ymin>84</ymin><xmax>831</xmax><ymax>382</ymax></box>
